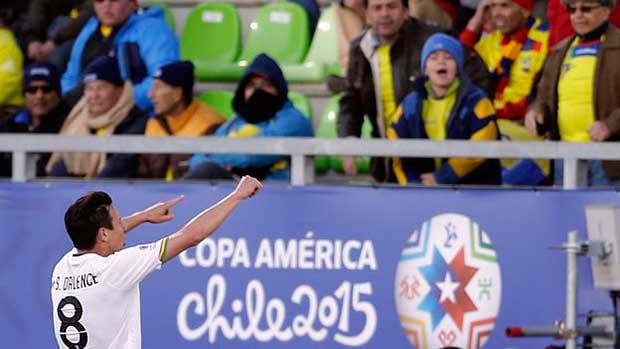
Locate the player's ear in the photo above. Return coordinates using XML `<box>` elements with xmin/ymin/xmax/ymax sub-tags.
<box><xmin>98</xmin><ymin>227</ymin><xmax>108</xmax><ymax>242</ymax></box>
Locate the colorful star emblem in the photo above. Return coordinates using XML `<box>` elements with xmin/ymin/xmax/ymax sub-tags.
<box><xmin>418</xmin><ymin>247</ymin><xmax>479</xmax><ymax>330</ymax></box>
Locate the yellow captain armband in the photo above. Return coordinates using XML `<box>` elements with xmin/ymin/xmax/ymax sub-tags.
<box><xmin>159</xmin><ymin>237</ymin><xmax>170</xmax><ymax>262</ymax></box>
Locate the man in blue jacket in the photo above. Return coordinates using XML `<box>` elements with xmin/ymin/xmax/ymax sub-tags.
<box><xmin>186</xmin><ymin>54</ymin><xmax>314</xmax><ymax>181</ymax></box>
<box><xmin>61</xmin><ymin>0</ymin><xmax>178</xmax><ymax>111</ymax></box>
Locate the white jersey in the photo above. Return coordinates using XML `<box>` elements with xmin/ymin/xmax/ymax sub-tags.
<box><xmin>51</xmin><ymin>238</ymin><xmax>168</xmax><ymax>349</ymax></box>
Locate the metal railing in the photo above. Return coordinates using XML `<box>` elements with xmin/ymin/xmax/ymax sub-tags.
<box><xmin>2</xmin><ymin>134</ymin><xmax>620</xmax><ymax>188</ymax></box>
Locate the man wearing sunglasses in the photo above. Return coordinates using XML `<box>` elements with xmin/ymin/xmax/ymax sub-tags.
<box><xmin>61</xmin><ymin>0</ymin><xmax>178</xmax><ymax>111</ymax></box>
<box><xmin>526</xmin><ymin>0</ymin><xmax>620</xmax><ymax>186</ymax></box>
<box><xmin>0</xmin><ymin>62</ymin><xmax>69</xmax><ymax>177</ymax></box>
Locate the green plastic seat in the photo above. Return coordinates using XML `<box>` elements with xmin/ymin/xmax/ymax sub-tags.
<box><xmin>281</xmin><ymin>7</ymin><xmax>342</xmax><ymax>82</ymax></box>
<box><xmin>181</xmin><ymin>3</ymin><xmax>244</xmax><ymax>81</ymax></box>
<box><xmin>288</xmin><ymin>91</ymin><xmax>312</xmax><ymax>119</ymax></box>
<box><xmin>146</xmin><ymin>2</ymin><xmax>176</xmax><ymax>30</ymax></box>
<box><xmin>238</xmin><ymin>2</ymin><xmax>310</xmax><ymax>68</ymax></box>
<box><xmin>315</xmin><ymin>94</ymin><xmax>371</xmax><ymax>174</ymax></box>
<box><xmin>197</xmin><ymin>90</ymin><xmax>234</xmax><ymax>119</ymax></box>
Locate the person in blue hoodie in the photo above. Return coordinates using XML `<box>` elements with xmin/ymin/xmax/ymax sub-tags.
<box><xmin>187</xmin><ymin>54</ymin><xmax>314</xmax><ymax>181</ymax></box>
<box><xmin>61</xmin><ymin>0</ymin><xmax>179</xmax><ymax>111</ymax></box>
<box><xmin>388</xmin><ymin>33</ymin><xmax>501</xmax><ymax>185</ymax></box>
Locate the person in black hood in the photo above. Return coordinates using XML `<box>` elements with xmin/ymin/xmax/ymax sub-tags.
<box><xmin>0</xmin><ymin>62</ymin><xmax>69</xmax><ymax>177</ymax></box>
<box><xmin>187</xmin><ymin>54</ymin><xmax>314</xmax><ymax>181</ymax></box>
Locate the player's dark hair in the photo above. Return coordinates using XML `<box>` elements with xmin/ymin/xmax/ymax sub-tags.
<box><xmin>363</xmin><ymin>0</ymin><xmax>409</xmax><ymax>9</ymax></box>
<box><xmin>64</xmin><ymin>191</ymin><xmax>114</xmax><ymax>250</ymax></box>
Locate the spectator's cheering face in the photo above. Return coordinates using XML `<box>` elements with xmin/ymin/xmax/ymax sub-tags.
<box><xmin>424</xmin><ymin>50</ymin><xmax>458</xmax><ymax>90</ymax></box>
<box><xmin>149</xmin><ymin>79</ymin><xmax>183</xmax><ymax>115</ymax></box>
<box><xmin>24</xmin><ymin>81</ymin><xmax>60</xmax><ymax>119</ymax></box>
<box><xmin>489</xmin><ymin>0</ymin><xmax>530</xmax><ymax>34</ymax></box>
<box><xmin>244</xmin><ymin>75</ymin><xmax>278</xmax><ymax>101</ymax></box>
<box><xmin>567</xmin><ymin>0</ymin><xmax>611</xmax><ymax>35</ymax></box>
<box><xmin>94</xmin><ymin>0</ymin><xmax>137</xmax><ymax>27</ymax></box>
<box><xmin>365</xmin><ymin>0</ymin><xmax>408</xmax><ymax>43</ymax></box>
<box><xmin>84</xmin><ymin>80</ymin><xmax>123</xmax><ymax>117</ymax></box>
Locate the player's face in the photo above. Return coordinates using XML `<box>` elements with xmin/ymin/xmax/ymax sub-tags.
<box><xmin>106</xmin><ymin>206</ymin><xmax>127</xmax><ymax>252</ymax></box>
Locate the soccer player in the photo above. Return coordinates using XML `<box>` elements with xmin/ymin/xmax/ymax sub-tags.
<box><xmin>51</xmin><ymin>175</ymin><xmax>262</xmax><ymax>348</ymax></box>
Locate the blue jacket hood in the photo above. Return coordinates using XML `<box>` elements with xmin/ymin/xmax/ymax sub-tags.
<box><xmin>232</xmin><ymin>54</ymin><xmax>288</xmax><ymax>114</ymax></box>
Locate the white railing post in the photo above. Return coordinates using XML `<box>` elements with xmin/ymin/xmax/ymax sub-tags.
<box><xmin>291</xmin><ymin>154</ymin><xmax>314</xmax><ymax>186</ymax></box>
<box><xmin>563</xmin><ymin>158</ymin><xmax>588</xmax><ymax>189</ymax></box>
<box><xmin>11</xmin><ymin>151</ymin><xmax>27</xmax><ymax>182</ymax></box>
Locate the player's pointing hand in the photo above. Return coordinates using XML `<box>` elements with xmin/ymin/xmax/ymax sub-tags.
<box><xmin>144</xmin><ymin>195</ymin><xmax>185</xmax><ymax>223</ymax></box>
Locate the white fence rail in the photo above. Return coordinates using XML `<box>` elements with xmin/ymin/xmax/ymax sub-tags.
<box><xmin>2</xmin><ymin>134</ymin><xmax>619</xmax><ymax>188</ymax></box>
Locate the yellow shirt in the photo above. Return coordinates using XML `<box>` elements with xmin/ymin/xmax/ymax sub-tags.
<box><xmin>0</xmin><ymin>28</ymin><xmax>23</xmax><ymax>107</ymax></box>
<box><xmin>423</xmin><ymin>80</ymin><xmax>459</xmax><ymax>167</ymax></box>
<box><xmin>378</xmin><ymin>44</ymin><xmax>397</xmax><ymax>130</ymax></box>
<box><xmin>557</xmin><ymin>37</ymin><xmax>600</xmax><ymax>142</ymax></box>
<box><xmin>422</xmin><ymin>80</ymin><xmax>459</xmax><ymax>140</ymax></box>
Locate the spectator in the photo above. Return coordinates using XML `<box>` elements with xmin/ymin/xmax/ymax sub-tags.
<box><xmin>460</xmin><ymin>0</ymin><xmax>548</xmax><ymax>122</ymax></box>
<box><xmin>186</xmin><ymin>54</ymin><xmax>314</xmax><ymax>181</ymax></box>
<box><xmin>22</xmin><ymin>0</ymin><xmax>94</xmax><ymax>70</ymax></box>
<box><xmin>61</xmin><ymin>0</ymin><xmax>179</xmax><ymax>111</ymax></box>
<box><xmin>329</xmin><ymin>0</ymin><xmax>468</xmax><ymax>94</ymax></box>
<box><xmin>547</xmin><ymin>0</ymin><xmax>620</xmax><ymax>47</ymax></box>
<box><xmin>388</xmin><ymin>33</ymin><xmax>501</xmax><ymax>185</ymax></box>
<box><xmin>0</xmin><ymin>13</ymin><xmax>23</xmax><ymax>120</ymax></box>
<box><xmin>337</xmin><ymin>0</ymin><xmax>492</xmax><ymax>182</ymax></box>
<box><xmin>526</xmin><ymin>0</ymin><xmax>620</xmax><ymax>186</ymax></box>
<box><xmin>47</xmin><ymin>56</ymin><xmax>148</xmax><ymax>178</ymax></box>
<box><xmin>459</xmin><ymin>0</ymin><xmax>550</xmax><ymax>185</ymax></box>
<box><xmin>0</xmin><ymin>62</ymin><xmax>68</xmax><ymax>177</ymax></box>
<box><xmin>138</xmin><ymin>61</ymin><xmax>226</xmax><ymax>180</ymax></box>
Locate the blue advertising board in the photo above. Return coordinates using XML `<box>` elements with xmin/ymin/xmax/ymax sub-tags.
<box><xmin>0</xmin><ymin>182</ymin><xmax>617</xmax><ymax>348</ymax></box>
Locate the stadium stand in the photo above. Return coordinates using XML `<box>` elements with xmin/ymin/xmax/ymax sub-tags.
<box><xmin>281</xmin><ymin>6</ymin><xmax>342</xmax><ymax>82</ymax></box>
<box><xmin>238</xmin><ymin>2</ymin><xmax>311</xmax><ymax>73</ymax></box>
<box><xmin>288</xmin><ymin>91</ymin><xmax>313</xmax><ymax>119</ymax></box>
<box><xmin>181</xmin><ymin>2</ymin><xmax>243</xmax><ymax>81</ymax></box>
<box><xmin>197</xmin><ymin>90</ymin><xmax>235</xmax><ymax>119</ymax></box>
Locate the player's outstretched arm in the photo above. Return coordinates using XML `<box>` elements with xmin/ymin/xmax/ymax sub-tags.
<box><xmin>161</xmin><ymin>176</ymin><xmax>262</xmax><ymax>263</ymax></box>
<box><xmin>122</xmin><ymin>195</ymin><xmax>185</xmax><ymax>233</ymax></box>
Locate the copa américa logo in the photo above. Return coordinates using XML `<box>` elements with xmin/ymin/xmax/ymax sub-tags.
<box><xmin>395</xmin><ymin>213</ymin><xmax>501</xmax><ymax>349</ymax></box>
